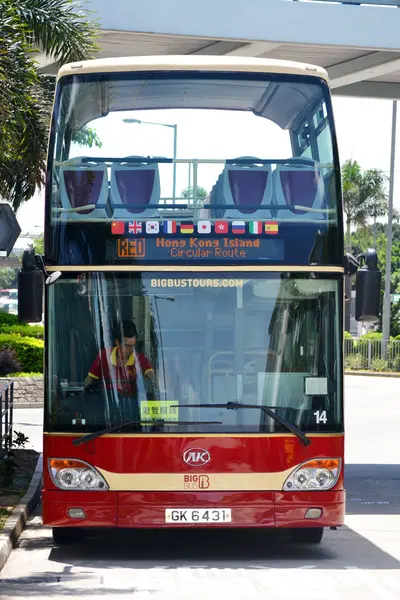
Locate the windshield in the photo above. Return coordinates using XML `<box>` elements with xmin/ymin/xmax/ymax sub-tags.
<box><xmin>47</xmin><ymin>71</ymin><xmax>342</xmax><ymax>266</ymax></box>
<box><xmin>46</xmin><ymin>272</ymin><xmax>343</xmax><ymax>434</ymax></box>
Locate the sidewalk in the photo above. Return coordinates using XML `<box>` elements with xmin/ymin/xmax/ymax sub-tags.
<box><xmin>344</xmin><ymin>370</ymin><xmax>400</xmax><ymax>378</ymax></box>
<box><xmin>0</xmin><ymin>453</ymin><xmax>42</xmax><ymax>570</ymax></box>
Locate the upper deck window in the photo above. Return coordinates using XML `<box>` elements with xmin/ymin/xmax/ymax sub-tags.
<box><xmin>47</xmin><ymin>71</ymin><xmax>343</xmax><ymax>266</ymax></box>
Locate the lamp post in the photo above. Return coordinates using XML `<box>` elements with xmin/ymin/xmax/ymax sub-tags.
<box><xmin>382</xmin><ymin>100</ymin><xmax>397</xmax><ymax>357</ymax></box>
<box><xmin>123</xmin><ymin>118</ymin><xmax>177</xmax><ymax>201</ymax></box>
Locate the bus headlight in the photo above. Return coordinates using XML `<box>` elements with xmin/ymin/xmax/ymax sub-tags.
<box><xmin>49</xmin><ymin>458</ymin><xmax>109</xmax><ymax>491</ymax></box>
<box><xmin>283</xmin><ymin>459</ymin><xmax>341</xmax><ymax>491</ymax></box>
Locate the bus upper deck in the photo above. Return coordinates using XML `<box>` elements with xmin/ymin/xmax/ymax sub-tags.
<box><xmin>46</xmin><ymin>56</ymin><xmax>342</xmax><ymax>267</ymax></box>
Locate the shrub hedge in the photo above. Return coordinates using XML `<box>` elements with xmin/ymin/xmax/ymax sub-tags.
<box><xmin>8</xmin><ymin>372</ymin><xmax>43</xmax><ymax>377</ymax></box>
<box><xmin>344</xmin><ymin>331</ymin><xmax>400</xmax><ymax>372</ymax></box>
<box><xmin>0</xmin><ymin>334</ymin><xmax>43</xmax><ymax>373</ymax></box>
<box><xmin>371</xmin><ymin>358</ymin><xmax>389</xmax><ymax>372</ymax></box>
<box><xmin>344</xmin><ymin>353</ymin><xmax>365</xmax><ymax>370</ymax></box>
<box><xmin>0</xmin><ymin>312</ymin><xmax>44</xmax><ymax>373</ymax></box>
<box><xmin>0</xmin><ymin>324</ymin><xmax>44</xmax><ymax>339</ymax></box>
<box><xmin>359</xmin><ymin>332</ymin><xmax>386</xmax><ymax>340</ymax></box>
<box><xmin>0</xmin><ymin>312</ymin><xmax>19</xmax><ymax>326</ymax></box>
<box><xmin>344</xmin><ymin>331</ymin><xmax>355</xmax><ymax>352</ymax></box>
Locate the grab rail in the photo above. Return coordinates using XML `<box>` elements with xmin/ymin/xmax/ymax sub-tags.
<box><xmin>292</xmin><ymin>0</ymin><xmax>400</xmax><ymax>7</ymax></box>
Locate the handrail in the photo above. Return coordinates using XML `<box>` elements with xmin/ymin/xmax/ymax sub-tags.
<box><xmin>0</xmin><ymin>380</ymin><xmax>14</xmax><ymax>451</ymax></box>
<box><xmin>54</xmin><ymin>158</ymin><xmax>333</xmax><ymax>168</ymax></box>
<box><xmin>293</xmin><ymin>0</ymin><xmax>400</xmax><ymax>6</ymax></box>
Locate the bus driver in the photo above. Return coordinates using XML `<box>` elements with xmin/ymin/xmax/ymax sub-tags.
<box><xmin>84</xmin><ymin>320</ymin><xmax>156</xmax><ymax>398</ymax></box>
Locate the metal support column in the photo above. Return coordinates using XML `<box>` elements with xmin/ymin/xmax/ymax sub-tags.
<box><xmin>382</xmin><ymin>101</ymin><xmax>397</xmax><ymax>356</ymax></box>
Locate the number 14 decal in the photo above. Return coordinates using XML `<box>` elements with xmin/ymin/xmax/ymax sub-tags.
<box><xmin>314</xmin><ymin>410</ymin><xmax>327</xmax><ymax>424</ymax></box>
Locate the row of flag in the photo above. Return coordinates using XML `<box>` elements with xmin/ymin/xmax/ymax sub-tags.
<box><xmin>111</xmin><ymin>220</ymin><xmax>279</xmax><ymax>235</ymax></box>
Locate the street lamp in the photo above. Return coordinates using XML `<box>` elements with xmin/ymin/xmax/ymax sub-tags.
<box><xmin>382</xmin><ymin>100</ymin><xmax>397</xmax><ymax>356</ymax></box>
<box><xmin>123</xmin><ymin>118</ymin><xmax>178</xmax><ymax>201</ymax></box>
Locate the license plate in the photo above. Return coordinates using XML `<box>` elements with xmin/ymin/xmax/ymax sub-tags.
<box><xmin>165</xmin><ymin>508</ymin><xmax>231</xmax><ymax>523</ymax></box>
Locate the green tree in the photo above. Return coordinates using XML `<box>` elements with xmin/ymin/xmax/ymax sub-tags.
<box><xmin>0</xmin><ymin>268</ymin><xmax>16</xmax><ymax>289</ymax></box>
<box><xmin>350</xmin><ymin>226</ymin><xmax>374</xmax><ymax>257</ymax></box>
<box><xmin>181</xmin><ymin>186</ymin><xmax>208</xmax><ymax>204</ymax></box>
<box><xmin>0</xmin><ymin>0</ymin><xmax>99</xmax><ymax>211</ymax></box>
<box><xmin>351</xmin><ymin>227</ymin><xmax>400</xmax><ymax>293</ymax></box>
<box><xmin>342</xmin><ymin>159</ymin><xmax>388</xmax><ymax>250</ymax></box>
<box><xmin>378</xmin><ymin>301</ymin><xmax>400</xmax><ymax>338</ymax></box>
<box><xmin>351</xmin><ymin>225</ymin><xmax>400</xmax><ymax>334</ymax></box>
<box><xmin>72</xmin><ymin>127</ymin><xmax>102</xmax><ymax>149</ymax></box>
<box><xmin>351</xmin><ymin>223</ymin><xmax>400</xmax><ymax>256</ymax></box>
<box><xmin>33</xmin><ymin>235</ymin><xmax>44</xmax><ymax>255</ymax></box>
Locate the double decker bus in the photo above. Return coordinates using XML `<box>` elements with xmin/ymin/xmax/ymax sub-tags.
<box><xmin>19</xmin><ymin>56</ymin><xmax>380</xmax><ymax>544</ymax></box>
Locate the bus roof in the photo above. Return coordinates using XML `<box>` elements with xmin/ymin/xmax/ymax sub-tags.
<box><xmin>57</xmin><ymin>55</ymin><xmax>329</xmax><ymax>84</ymax></box>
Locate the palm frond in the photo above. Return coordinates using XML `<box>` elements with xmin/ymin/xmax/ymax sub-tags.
<box><xmin>11</xmin><ymin>0</ymin><xmax>99</xmax><ymax>65</ymax></box>
<box><xmin>342</xmin><ymin>159</ymin><xmax>389</xmax><ymax>228</ymax></box>
<box><xmin>0</xmin><ymin>0</ymin><xmax>98</xmax><ymax>209</ymax></box>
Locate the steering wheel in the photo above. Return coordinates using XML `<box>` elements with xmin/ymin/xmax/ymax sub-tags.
<box><xmin>85</xmin><ymin>380</ymin><xmax>103</xmax><ymax>394</ymax></box>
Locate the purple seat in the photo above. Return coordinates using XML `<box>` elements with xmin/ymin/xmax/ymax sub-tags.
<box><xmin>59</xmin><ymin>160</ymin><xmax>109</xmax><ymax>220</ymax></box>
<box><xmin>221</xmin><ymin>158</ymin><xmax>273</xmax><ymax>219</ymax></box>
<box><xmin>63</xmin><ymin>171</ymin><xmax>104</xmax><ymax>214</ymax></box>
<box><xmin>274</xmin><ymin>164</ymin><xmax>325</xmax><ymax>221</ymax></box>
<box><xmin>110</xmin><ymin>158</ymin><xmax>160</xmax><ymax>219</ymax></box>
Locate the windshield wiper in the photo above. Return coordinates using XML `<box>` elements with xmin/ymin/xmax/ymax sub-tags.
<box><xmin>171</xmin><ymin>402</ymin><xmax>310</xmax><ymax>446</ymax></box>
<box><xmin>72</xmin><ymin>419</ymin><xmax>223</xmax><ymax>446</ymax></box>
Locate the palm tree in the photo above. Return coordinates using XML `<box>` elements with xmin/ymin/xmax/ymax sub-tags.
<box><xmin>342</xmin><ymin>159</ymin><xmax>388</xmax><ymax>251</ymax></box>
<box><xmin>0</xmin><ymin>0</ymin><xmax>99</xmax><ymax>210</ymax></box>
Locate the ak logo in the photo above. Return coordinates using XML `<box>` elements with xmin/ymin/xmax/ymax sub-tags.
<box><xmin>183</xmin><ymin>448</ymin><xmax>211</xmax><ymax>467</ymax></box>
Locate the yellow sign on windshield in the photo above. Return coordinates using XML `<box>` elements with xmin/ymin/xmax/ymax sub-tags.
<box><xmin>140</xmin><ymin>401</ymin><xmax>179</xmax><ymax>421</ymax></box>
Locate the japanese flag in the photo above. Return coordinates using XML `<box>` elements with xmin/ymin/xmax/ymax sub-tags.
<box><xmin>198</xmin><ymin>221</ymin><xmax>211</xmax><ymax>234</ymax></box>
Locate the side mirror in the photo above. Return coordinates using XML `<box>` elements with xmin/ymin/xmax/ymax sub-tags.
<box><xmin>355</xmin><ymin>248</ymin><xmax>381</xmax><ymax>322</ymax></box>
<box><xmin>18</xmin><ymin>247</ymin><xmax>44</xmax><ymax>323</ymax></box>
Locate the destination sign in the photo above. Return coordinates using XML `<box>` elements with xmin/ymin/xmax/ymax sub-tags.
<box><xmin>107</xmin><ymin>237</ymin><xmax>284</xmax><ymax>261</ymax></box>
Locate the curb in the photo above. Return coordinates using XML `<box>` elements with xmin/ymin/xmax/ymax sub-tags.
<box><xmin>0</xmin><ymin>452</ymin><xmax>43</xmax><ymax>571</ymax></box>
<box><xmin>345</xmin><ymin>371</ymin><xmax>400</xmax><ymax>378</ymax></box>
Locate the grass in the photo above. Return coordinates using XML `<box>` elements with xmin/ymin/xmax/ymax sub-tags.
<box><xmin>0</xmin><ymin>507</ymin><xmax>11</xmax><ymax>529</ymax></box>
<box><xmin>0</xmin><ymin>449</ymin><xmax>39</xmax><ymax>531</ymax></box>
<box><xmin>0</xmin><ymin>489</ymin><xmax>28</xmax><ymax>529</ymax></box>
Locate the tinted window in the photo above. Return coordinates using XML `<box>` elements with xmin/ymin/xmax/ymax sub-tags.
<box><xmin>47</xmin><ymin>72</ymin><xmax>342</xmax><ymax>266</ymax></box>
<box><xmin>46</xmin><ymin>272</ymin><xmax>343</xmax><ymax>434</ymax></box>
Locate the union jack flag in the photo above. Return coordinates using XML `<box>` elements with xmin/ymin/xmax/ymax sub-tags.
<box><xmin>128</xmin><ymin>221</ymin><xmax>142</xmax><ymax>235</ymax></box>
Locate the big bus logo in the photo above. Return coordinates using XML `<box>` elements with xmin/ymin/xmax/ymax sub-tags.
<box><xmin>183</xmin><ymin>448</ymin><xmax>211</xmax><ymax>467</ymax></box>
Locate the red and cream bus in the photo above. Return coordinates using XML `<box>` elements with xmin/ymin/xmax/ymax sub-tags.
<box><xmin>19</xmin><ymin>56</ymin><xmax>380</xmax><ymax>544</ymax></box>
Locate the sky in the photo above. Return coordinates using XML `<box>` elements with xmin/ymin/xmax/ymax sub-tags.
<box><xmin>15</xmin><ymin>95</ymin><xmax>399</xmax><ymax>236</ymax></box>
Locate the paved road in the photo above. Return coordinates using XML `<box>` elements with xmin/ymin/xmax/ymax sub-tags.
<box><xmin>13</xmin><ymin>406</ymin><xmax>43</xmax><ymax>452</ymax></box>
<box><xmin>2</xmin><ymin>376</ymin><xmax>400</xmax><ymax>599</ymax></box>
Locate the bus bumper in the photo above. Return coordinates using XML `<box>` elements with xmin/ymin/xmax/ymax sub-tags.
<box><xmin>42</xmin><ymin>490</ymin><xmax>345</xmax><ymax>528</ymax></box>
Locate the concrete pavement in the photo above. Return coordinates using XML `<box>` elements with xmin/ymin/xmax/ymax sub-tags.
<box><xmin>13</xmin><ymin>407</ymin><xmax>43</xmax><ymax>452</ymax></box>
